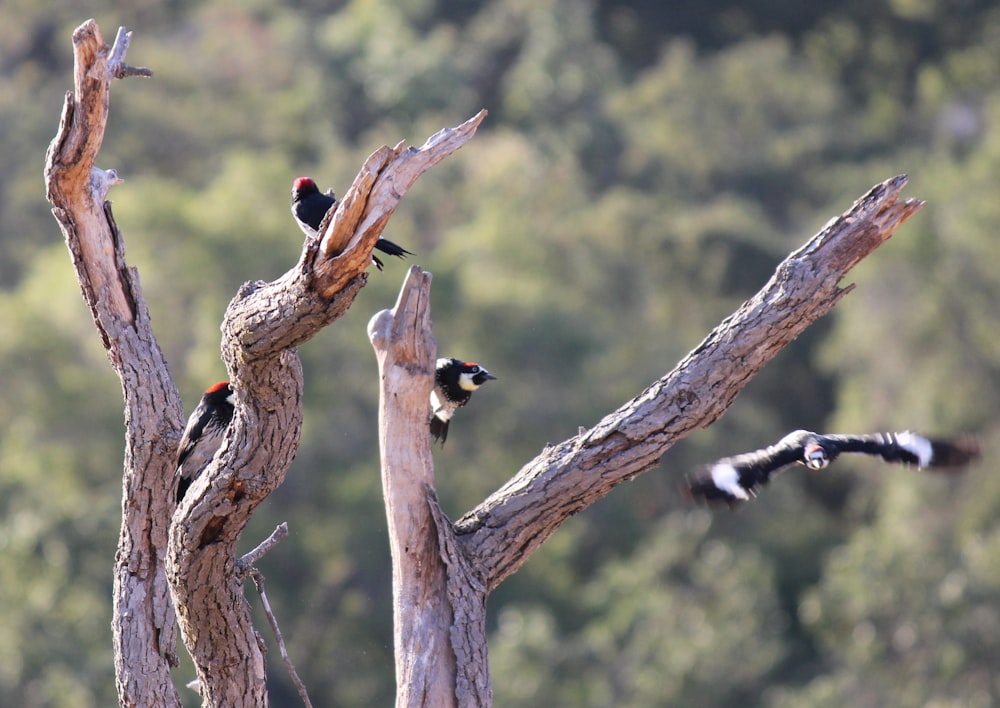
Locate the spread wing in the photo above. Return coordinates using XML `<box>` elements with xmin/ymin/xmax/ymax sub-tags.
<box><xmin>685</xmin><ymin>432</ymin><xmax>814</xmax><ymax>507</ymax></box>
<box><xmin>823</xmin><ymin>432</ymin><xmax>980</xmax><ymax>469</ymax></box>
<box><xmin>686</xmin><ymin>430</ymin><xmax>979</xmax><ymax>509</ymax></box>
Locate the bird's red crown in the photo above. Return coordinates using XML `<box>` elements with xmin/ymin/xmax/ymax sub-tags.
<box><xmin>205</xmin><ymin>381</ymin><xmax>230</xmax><ymax>394</ymax></box>
<box><xmin>293</xmin><ymin>176</ymin><xmax>317</xmax><ymax>191</ymax></box>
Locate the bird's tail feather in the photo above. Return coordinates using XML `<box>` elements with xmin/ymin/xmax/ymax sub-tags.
<box><xmin>429</xmin><ymin>416</ymin><xmax>449</xmax><ymax>445</ymax></box>
<box><xmin>375</xmin><ymin>237</ymin><xmax>414</xmax><ymax>258</ymax></box>
<box><xmin>927</xmin><ymin>435</ymin><xmax>981</xmax><ymax>470</ymax></box>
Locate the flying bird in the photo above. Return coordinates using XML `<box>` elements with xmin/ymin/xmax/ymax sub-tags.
<box><xmin>685</xmin><ymin>430</ymin><xmax>980</xmax><ymax>508</ymax></box>
<box><xmin>430</xmin><ymin>358</ymin><xmax>497</xmax><ymax>444</ymax></box>
<box><xmin>290</xmin><ymin>176</ymin><xmax>413</xmax><ymax>270</ymax></box>
<box><xmin>176</xmin><ymin>381</ymin><xmax>235</xmax><ymax>503</ymax></box>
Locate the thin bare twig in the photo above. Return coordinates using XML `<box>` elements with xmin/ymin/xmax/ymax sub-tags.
<box><xmin>237</xmin><ymin>522</ymin><xmax>289</xmax><ymax>578</ymax></box>
<box><xmin>249</xmin><ymin>568</ymin><xmax>313</xmax><ymax>708</ymax></box>
<box><xmin>108</xmin><ymin>27</ymin><xmax>153</xmax><ymax>80</ymax></box>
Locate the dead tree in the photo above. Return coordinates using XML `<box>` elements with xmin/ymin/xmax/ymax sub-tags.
<box><xmin>44</xmin><ymin>19</ymin><xmax>923</xmax><ymax>708</ymax></box>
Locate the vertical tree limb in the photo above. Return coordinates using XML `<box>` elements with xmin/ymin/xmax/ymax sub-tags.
<box><xmin>42</xmin><ymin>20</ymin><xmax>178</xmax><ymax>708</ymax></box>
<box><xmin>367</xmin><ymin>267</ymin><xmax>456</xmax><ymax>706</ymax></box>
<box><xmin>368</xmin><ymin>268</ymin><xmax>494</xmax><ymax>706</ymax></box>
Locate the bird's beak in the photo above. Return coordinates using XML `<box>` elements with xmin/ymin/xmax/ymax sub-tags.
<box><xmin>485</xmin><ymin>373</ymin><xmax>497</xmax><ymax>381</ymax></box>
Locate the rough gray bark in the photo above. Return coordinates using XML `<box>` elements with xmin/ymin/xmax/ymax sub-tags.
<box><xmin>44</xmin><ymin>19</ymin><xmax>485</xmax><ymax>707</ymax></box>
<box><xmin>42</xmin><ymin>21</ymin><xmax>179</xmax><ymax>708</ymax></box>
<box><xmin>457</xmin><ymin>178</ymin><xmax>924</xmax><ymax>590</ymax></box>
<box><xmin>369</xmin><ymin>176</ymin><xmax>923</xmax><ymax>706</ymax></box>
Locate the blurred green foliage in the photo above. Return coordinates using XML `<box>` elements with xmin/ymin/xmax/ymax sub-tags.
<box><xmin>1</xmin><ymin>0</ymin><xmax>998</xmax><ymax>704</ymax></box>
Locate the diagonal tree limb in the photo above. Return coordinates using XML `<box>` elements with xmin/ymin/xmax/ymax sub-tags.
<box><xmin>316</xmin><ymin>111</ymin><xmax>487</xmax><ymax>297</ymax></box>
<box><xmin>454</xmin><ymin>175</ymin><xmax>924</xmax><ymax>589</ymax></box>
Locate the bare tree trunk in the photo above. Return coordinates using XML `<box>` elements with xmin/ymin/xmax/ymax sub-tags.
<box><xmin>44</xmin><ymin>19</ymin><xmax>484</xmax><ymax>706</ymax></box>
<box><xmin>369</xmin><ymin>176</ymin><xmax>923</xmax><ymax>705</ymax></box>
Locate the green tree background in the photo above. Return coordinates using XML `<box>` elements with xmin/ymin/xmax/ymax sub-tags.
<box><xmin>2</xmin><ymin>0</ymin><xmax>998</xmax><ymax>705</ymax></box>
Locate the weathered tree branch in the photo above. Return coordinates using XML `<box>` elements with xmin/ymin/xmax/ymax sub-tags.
<box><xmin>249</xmin><ymin>568</ymin><xmax>314</xmax><ymax>708</ymax></box>
<box><xmin>370</xmin><ymin>175</ymin><xmax>923</xmax><ymax>704</ymax></box>
<box><xmin>43</xmin><ymin>19</ymin><xmax>180</xmax><ymax>708</ymax></box>
<box><xmin>368</xmin><ymin>267</ymin><xmax>459</xmax><ymax>706</ymax></box>
<box><xmin>237</xmin><ymin>522</ymin><xmax>290</xmax><ymax>578</ymax></box>
<box><xmin>456</xmin><ymin>175</ymin><xmax>923</xmax><ymax>590</ymax></box>
<box><xmin>367</xmin><ymin>267</ymin><xmax>497</xmax><ymax>706</ymax></box>
<box><xmin>46</xmin><ymin>16</ymin><xmax>924</xmax><ymax>707</ymax></box>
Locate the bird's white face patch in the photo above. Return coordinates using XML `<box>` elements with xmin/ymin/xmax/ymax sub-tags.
<box><xmin>897</xmin><ymin>431</ymin><xmax>933</xmax><ymax>467</ymax></box>
<box><xmin>804</xmin><ymin>445</ymin><xmax>828</xmax><ymax>470</ymax></box>
<box><xmin>458</xmin><ymin>369</ymin><xmax>482</xmax><ymax>392</ymax></box>
<box><xmin>710</xmin><ymin>463</ymin><xmax>749</xmax><ymax>500</ymax></box>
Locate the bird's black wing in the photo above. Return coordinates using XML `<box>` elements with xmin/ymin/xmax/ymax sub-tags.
<box><xmin>686</xmin><ymin>430</ymin><xmax>815</xmax><ymax>507</ymax></box>
<box><xmin>824</xmin><ymin>432</ymin><xmax>980</xmax><ymax>469</ymax></box>
<box><xmin>923</xmin><ymin>435</ymin><xmax>981</xmax><ymax>468</ymax></box>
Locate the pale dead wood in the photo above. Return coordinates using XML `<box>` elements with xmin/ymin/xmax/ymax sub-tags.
<box><xmin>249</xmin><ymin>568</ymin><xmax>314</xmax><ymax>708</ymax></box>
<box><xmin>165</xmin><ymin>119</ymin><xmax>484</xmax><ymax>704</ymax></box>
<box><xmin>237</xmin><ymin>522</ymin><xmax>290</xmax><ymax>578</ymax></box>
<box><xmin>45</xmin><ymin>16</ymin><xmax>924</xmax><ymax>707</ymax></box>
<box><xmin>368</xmin><ymin>266</ymin><xmax>493</xmax><ymax>705</ymax></box>
<box><xmin>317</xmin><ymin>111</ymin><xmax>487</xmax><ymax>297</ymax></box>
<box><xmin>368</xmin><ymin>267</ymin><xmax>459</xmax><ymax>707</ymax></box>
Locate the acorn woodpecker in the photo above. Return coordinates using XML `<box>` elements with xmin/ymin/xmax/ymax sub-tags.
<box><xmin>430</xmin><ymin>358</ymin><xmax>496</xmax><ymax>444</ymax></box>
<box><xmin>685</xmin><ymin>429</ymin><xmax>980</xmax><ymax>508</ymax></box>
<box><xmin>175</xmin><ymin>381</ymin><xmax>235</xmax><ymax>502</ymax></box>
<box><xmin>290</xmin><ymin>176</ymin><xmax>413</xmax><ymax>270</ymax></box>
